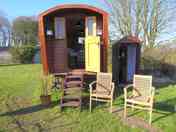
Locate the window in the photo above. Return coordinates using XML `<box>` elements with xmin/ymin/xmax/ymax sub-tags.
<box><xmin>87</xmin><ymin>17</ymin><xmax>94</xmax><ymax>35</ymax></box>
<box><xmin>55</xmin><ymin>17</ymin><xmax>66</xmax><ymax>39</ymax></box>
<box><xmin>86</xmin><ymin>17</ymin><xmax>96</xmax><ymax>36</ymax></box>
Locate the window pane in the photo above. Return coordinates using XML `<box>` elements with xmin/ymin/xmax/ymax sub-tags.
<box><xmin>87</xmin><ymin>17</ymin><xmax>94</xmax><ymax>36</ymax></box>
<box><xmin>55</xmin><ymin>17</ymin><xmax>66</xmax><ymax>39</ymax></box>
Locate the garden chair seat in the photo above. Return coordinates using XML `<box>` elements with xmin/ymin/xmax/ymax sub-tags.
<box><xmin>126</xmin><ymin>95</ymin><xmax>151</xmax><ymax>106</ymax></box>
<box><xmin>91</xmin><ymin>90</ymin><xmax>112</xmax><ymax>98</ymax></box>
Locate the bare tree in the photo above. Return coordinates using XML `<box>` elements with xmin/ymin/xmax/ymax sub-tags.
<box><xmin>110</xmin><ymin>0</ymin><xmax>133</xmax><ymax>37</ymax></box>
<box><xmin>134</xmin><ymin>0</ymin><xmax>143</xmax><ymax>36</ymax></box>
<box><xmin>0</xmin><ymin>10</ymin><xmax>11</xmax><ymax>47</ymax></box>
<box><xmin>109</xmin><ymin>0</ymin><xmax>173</xmax><ymax>48</ymax></box>
<box><xmin>141</xmin><ymin>0</ymin><xmax>168</xmax><ymax>48</ymax></box>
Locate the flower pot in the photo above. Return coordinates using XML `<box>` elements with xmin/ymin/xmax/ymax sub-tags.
<box><xmin>40</xmin><ymin>95</ymin><xmax>51</xmax><ymax>106</ymax></box>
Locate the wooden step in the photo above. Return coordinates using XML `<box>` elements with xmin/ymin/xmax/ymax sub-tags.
<box><xmin>64</xmin><ymin>87</ymin><xmax>82</xmax><ymax>91</ymax></box>
<box><xmin>64</xmin><ymin>87</ymin><xmax>82</xmax><ymax>90</ymax></box>
<box><xmin>61</xmin><ymin>101</ymin><xmax>81</xmax><ymax>107</ymax></box>
<box><xmin>63</xmin><ymin>94</ymin><xmax>81</xmax><ymax>100</ymax></box>
<box><xmin>64</xmin><ymin>91</ymin><xmax>81</xmax><ymax>95</ymax></box>
<box><xmin>66</xmin><ymin>75</ymin><xmax>82</xmax><ymax>79</ymax></box>
<box><xmin>65</xmin><ymin>81</ymin><xmax>82</xmax><ymax>87</ymax></box>
<box><xmin>69</xmin><ymin>69</ymin><xmax>85</xmax><ymax>75</ymax></box>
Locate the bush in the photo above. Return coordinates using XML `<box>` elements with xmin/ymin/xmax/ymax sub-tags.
<box><xmin>141</xmin><ymin>48</ymin><xmax>163</xmax><ymax>72</ymax></box>
<box><xmin>10</xmin><ymin>44</ymin><xmax>36</xmax><ymax>64</ymax></box>
<box><xmin>141</xmin><ymin>47</ymin><xmax>176</xmax><ymax>79</ymax></box>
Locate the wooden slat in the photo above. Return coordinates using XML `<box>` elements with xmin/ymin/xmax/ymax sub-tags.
<box><xmin>46</xmin><ymin>40</ymin><xmax>68</xmax><ymax>73</ymax></box>
<box><xmin>65</xmin><ymin>81</ymin><xmax>82</xmax><ymax>88</ymax></box>
<box><xmin>61</xmin><ymin>101</ymin><xmax>81</xmax><ymax>107</ymax></box>
<box><xmin>96</xmin><ymin>73</ymin><xmax>112</xmax><ymax>94</ymax></box>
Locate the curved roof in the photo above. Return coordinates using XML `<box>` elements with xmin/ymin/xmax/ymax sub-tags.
<box><xmin>114</xmin><ymin>36</ymin><xmax>141</xmax><ymax>45</ymax></box>
<box><xmin>39</xmin><ymin>4</ymin><xmax>108</xmax><ymax>17</ymax></box>
<box><xmin>38</xmin><ymin>0</ymin><xmax>111</xmax><ymax>16</ymax></box>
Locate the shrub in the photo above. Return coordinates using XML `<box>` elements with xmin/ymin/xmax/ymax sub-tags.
<box><xmin>9</xmin><ymin>44</ymin><xmax>36</xmax><ymax>64</ymax></box>
<box><xmin>40</xmin><ymin>73</ymin><xmax>54</xmax><ymax>96</ymax></box>
<box><xmin>141</xmin><ymin>47</ymin><xmax>176</xmax><ymax>79</ymax></box>
<box><xmin>141</xmin><ymin>48</ymin><xmax>163</xmax><ymax>72</ymax></box>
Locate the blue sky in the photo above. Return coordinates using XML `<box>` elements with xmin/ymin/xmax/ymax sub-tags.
<box><xmin>0</xmin><ymin>0</ymin><xmax>111</xmax><ymax>20</ymax></box>
<box><xmin>0</xmin><ymin>0</ymin><xmax>175</xmax><ymax>41</ymax></box>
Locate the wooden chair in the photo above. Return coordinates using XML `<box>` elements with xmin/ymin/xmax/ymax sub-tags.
<box><xmin>124</xmin><ymin>75</ymin><xmax>155</xmax><ymax>124</ymax></box>
<box><xmin>89</xmin><ymin>73</ymin><xmax>115</xmax><ymax>113</ymax></box>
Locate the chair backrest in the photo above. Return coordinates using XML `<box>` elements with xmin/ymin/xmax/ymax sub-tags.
<box><xmin>133</xmin><ymin>75</ymin><xmax>152</xmax><ymax>97</ymax></box>
<box><xmin>96</xmin><ymin>72</ymin><xmax>112</xmax><ymax>94</ymax></box>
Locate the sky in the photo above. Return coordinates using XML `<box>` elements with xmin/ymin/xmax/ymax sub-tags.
<box><xmin>0</xmin><ymin>0</ymin><xmax>176</xmax><ymax>42</ymax></box>
<box><xmin>0</xmin><ymin>0</ymin><xmax>111</xmax><ymax>21</ymax></box>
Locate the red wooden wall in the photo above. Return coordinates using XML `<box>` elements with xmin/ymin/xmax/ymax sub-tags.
<box><xmin>39</xmin><ymin>4</ymin><xmax>109</xmax><ymax>74</ymax></box>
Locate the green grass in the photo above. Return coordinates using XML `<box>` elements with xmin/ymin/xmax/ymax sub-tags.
<box><xmin>0</xmin><ymin>64</ymin><xmax>176</xmax><ymax>132</ymax></box>
<box><xmin>125</xmin><ymin>85</ymin><xmax>176</xmax><ymax>132</ymax></box>
<box><xmin>0</xmin><ymin>64</ymin><xmax>41</xmax><ymax>98</ymax></box>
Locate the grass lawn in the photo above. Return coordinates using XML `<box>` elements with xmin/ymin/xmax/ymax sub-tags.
<box><xmin>0</xmin><ymin>64</ymin><xmax>175</xmax><ymax>132</ymax></box>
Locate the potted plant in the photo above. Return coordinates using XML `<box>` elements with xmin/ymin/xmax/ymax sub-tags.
<box><xmin>40</xmin><ymin>73</ymin><xmax>54</xmax><ymax>106</ymax></box>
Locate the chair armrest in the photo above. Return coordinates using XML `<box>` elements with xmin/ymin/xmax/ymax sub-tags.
<box><xmin>124</xmin><ymin>84</ymin><xmax>133</xmax><ymax>99</ymax></box>
<box><xmin>124</xmin><ymin>84</ymin><xmax>133</xmax><ymax>89</ymax></box>
<box><xmin>110</xmin><ymin>82</ymin><xmax>115</xmax><ymax>97</ymax></box>
<box><xmin>151</xmin><ymin>86</ymin><xmax>155</xmax><ymax>94</ymax></box>
<box><xmin>89</xmin><ymin>81</ymin><xmax>97</xmax><ymax>93</ymax></box>
<box><xmin>124</xmin><ymin>84</ymin><xmax>133</xmax><ymax>92</ymax></box>
<box><xmin>150</xmin><ymin>86</ymin><xmax>155</xmax><ymax>102</ymax></box>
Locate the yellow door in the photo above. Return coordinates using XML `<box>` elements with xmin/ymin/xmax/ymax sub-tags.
<box><xmin>85</xmin><ymin>36</ymin><xmax>100</xmax><ymax>72</ymax></box>
<box><xmin>85</xmin><ymin>17</ymin><xmax>100</xmax><ymax>72</ymax></box>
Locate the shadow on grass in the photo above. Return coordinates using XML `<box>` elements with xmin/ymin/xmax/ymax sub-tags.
<box><xmin>0</xmin><ymin>64</ymin><xmax>24</xmax><ymax>67</ymax></box>
<box><xmin>0</xmin><ymin>64</ymin><xmax>40</xmax><ymax>67</ymax></box>
<box><xmin>2</xmin><ymin>105</ymin><xmax>79</xmax><ymax>132</ymax></box>
<box><xmin>152</xmin><ymin>97</ymin><xmax>176</xmax><ymax>123</ymax></box>
<box><xmin>0</xmin><ymin>100</ymin><xmax>59</xmax><ymax>117</ymax></box>
<box><xmin>112</xmin><ymin>96</ymin><xmax>176</xmax><ymax>123</ymax></box>
<box><xmin>154</xmin><ymin>82</ymin><xmax>176</xmax><ymax>90</ymax></box>
<box><xmin>44</xmin><ymin>121</ymin><xmax>80</xmax><ymax>131</ymax></box>
<box><xmin>127</xmin><ymin>98</ymin><xmax>176</xmax><ymax>123</ymax></box>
